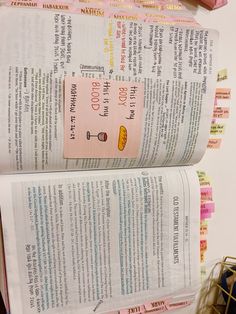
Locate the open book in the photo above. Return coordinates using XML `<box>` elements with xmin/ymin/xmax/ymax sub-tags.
<box><xmin>0</xmin><ymin>1</ymin><xmax>218</xmax><ymax>313</ymax></box>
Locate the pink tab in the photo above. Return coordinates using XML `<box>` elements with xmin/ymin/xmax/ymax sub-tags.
<box><xmin>201</xmin><ymin>187</ymin><xmax>212</xmax><ymax>199</ymax></box>
<box><xmin>213</xmin><ymin>107</ymin><xmax>230</xmax><ymax>118</ymax></box>
<box><xmin>166</xmin><ymin>300</ymin><xmax>192</xmax><ymax>311</ymax></box>
<box><xmin>201</xmin><ymin>202</ymin><xmax>215</xmax><ymax>213</ymax></box>
<box><xmin>144</xmin><ymin>299</ymin><xmax>169</xmax><ymax>311</ymax></box>
<box><xmin>201</xmin><ymin>187</ymin><xmax>212</xmax><ymax>193</ymax></box>
<box><xmin>119</xmin><ymin>305</ymin><xmax>145</xmax><ymax>314</ymax></box>
<box><xmin>201</xmin><ymin>212</ymin><xmax>212</xmax><ymax>220</ymax></box>
<box><xmin>145</xmin><ymin>307</ymin><xmax>167</xmax><ymax>313</ymax></box>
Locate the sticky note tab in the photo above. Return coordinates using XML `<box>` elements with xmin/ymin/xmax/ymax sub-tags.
<box><xmin>201</xmin><ymin>202</ymin><xmax>215</xmax><ymax>213</ymax></box>
<box><xmin>207</xmin><ymin>138</ymin><xmax>222</xmax><ymax>149</ymax></box>
<box><xmin>201</xmin><ymin>220</ymin><xmax>208</xmax><ymax>227</ymax></box>
<box><xmin>144</xmin><ymin>299</ymin><xmax>168</xmax><ymax>311</ymax></box>
<box><xmin>201</xmin><ymin>251</ymin><xmax>205</xmax><ymax>263</ymax></box>
<box><xmin>166</xmin><ymin>300</ymin><xmax>192</xmax><ymax>311</ymax></box>
<box><xmin>217</xmin><ymin>69</ymin><xmax>228</xmax><ymax>82</ymax></box>
<box><xmin>213</xmin><ymin>107</ymin><xmax>230</xmax><ymax>118</ymax></box>
<box><xmin>200</xmin><ymin>225</ymin><xmax>208</xmax><ymax>233</ymax></box>
<box><xmin>201</xmin><ymin>212</ymin><xmax>212</xmax><ymax>220</ymax></box>
<box><xmin>201</xmin><ymin>187</ymin><xmax>213</xmax><ymax>200</ymax></box>
<box><xmin>144</xmin><ymin>308</ymin><xmax>167</xmax><ymax>314</ymax></box>
<box><xmin>64</xmin><ymin>77</ymin><xmax>144</xmax><ymax>158</ymax></box>
<box><xmin>201</xmin><ymin>265</ymin><xmax>207</xmax><ymax>275</ymax></box>
<box><xmin>197</xmin><ymin>171</ymin><xmax>207</xmax><ymax>178</ymax></box>
<box><xmin>199</xmin><ymin>176</ymin><xmax>211</xmax><ymax>186</ymax></box>
<box><xmin>200</xmin><ymin>228</ymin><xmax>208</xmax><ymax>237</ymax></box>
<box><xmin>211</xmin><ymin>123</ymin><xmax>225</xmax><ymax>135</ymax></box>
<box><xmin>119</xmin><ymin>305</ymin><xmax>145</xmax><ymax>314</ymax></box>
<box><xmin>215</xmin><ymin>88</ymin><xmax>231</xmax><ymax>99</ymax></box>
<box><xmin>200</xmin><ymin>240</ymin><xmax>207</xmax><ymax>251</ymax></box>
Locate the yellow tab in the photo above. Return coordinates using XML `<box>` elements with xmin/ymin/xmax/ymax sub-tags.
<box><xmin>211</xmin><ymin>123</ymin><xmax>225</xmax><ymax>135</ymax></box>
<box><xmin>197</xmin><ymin>171</ymin><xmax>207</xmax><ymax>178</ymax></box>
<box><xmin>217</xmin><ymin>68</ymin><xmax>228</xmax><ymax>82</ymax></box>
<box><xmin>199</xmin><ymin>177</ymin><xmax>211</xmax><ymax>186</ymax></box>
<box><xmin>200</xmin><ymin>251</ymin><xmax>205</xmax><ymax>263</ymax></box>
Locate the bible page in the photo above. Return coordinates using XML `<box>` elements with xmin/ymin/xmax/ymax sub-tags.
<box><xmin>0</xmin><ymin>6</ymin><xmax>218</xmax><ymax>172</ymax></box>
<box><xmin>0</xmin><ymin>166</ymin><xmax>200</xmax><ymax>313</ymax></box>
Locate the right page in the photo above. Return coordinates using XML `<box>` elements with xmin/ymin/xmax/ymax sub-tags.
<box><xmin>0</xmin><ymin>166</ymin><xmax>200</xmax><ymax>314</ymax></box>
<box><xmin>0</xmin><ymin>5</ymin><xmax>218</xmax><ymax>173</ymax></box>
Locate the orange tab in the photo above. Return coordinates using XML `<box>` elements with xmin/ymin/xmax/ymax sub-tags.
<box><xmin>215</xmin><ymin>88</ymin><xmax>231</xmax><ymax>99</ymax></box>
<box><xmin>207</xmin><ymin>138</ymin><xmax>222</xmax><ymax>149</ymax></box>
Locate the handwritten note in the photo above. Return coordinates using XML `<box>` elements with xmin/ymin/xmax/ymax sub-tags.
<box><xmin>213</xmin><ymin>107</ymin><xmax>230</xmax><ymax>119</ymax></box>
<box><xmin>201</xmin><ymin>189</ymin><xmax>213</xmax><ymax>202</ymax></box>
<box><xmin>215</xmin><ymin>88</ymin><xmax>231</xmax><ymax>99</ymax></box>
<box><xmin>120</xmin><ymin>305</ymin><xmax>145</xmax><ymax>314</ymax></box>
<box><xmin>207</xmin><ymin>138</ymin><xmax>222</xmax><ymax>149</ymax></box>
<box><xmin>144</xmin><ymin>300</ymin><xmax>168</xmax><ymax>311</ymax></box>
<box><xmin>64</xmin><ymin>77</ymin><xmax>144</xmax><ymax>158</ymax></box>
<box><xmin>211</xmin><ymin>123</ymin><xmax>226</xmax><ymax>135</ymax></box>
<box><xmin>217</xmin><ymin>68</ymin><xmax>228</xmax><ymax>82</ymax></box>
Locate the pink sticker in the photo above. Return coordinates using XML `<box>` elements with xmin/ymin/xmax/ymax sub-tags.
<box><xmin>119</xmin><ymin>305</ymin><xmax>145</xmax><ymax>314</ymax></box>
<box><xmin>64</xmin><ymin>77</ymin><xmax>144</xmax><ymax>158</ymax></box>
<box><xmin>144</xmin><ymin>299</ymin><xmax>169</xmax><ymax>311</ymax></box>
<box><xmin>166</xmin><ymin>300</ymin><xmax>192</xmax><ymax>311</ymax></box>
<box><xmin>201</xmin><ymin>187</ymin><xmax>212</xmax><ymax>196</ymax></box>
<box><xmin>213</xmin><ymin>107</ymin><xmax>230</xmax><ymax>119</ymax></box>
<box><xmin>201</xmin><ymin>187</ymin><xmax>212</xmax><ymax>193</ymax></box>
<box><xmin>201</xmin><ymin>202</ymin><xmax>215</xmax><ymax>213</ymax></box>
<box><xmin>201</xmin><ymin>212</ymin><xmax>212</xmax><ymax>220</ymax></box>
<box><xmin>145</xmin><ymin>308</ymin><xmax>167</xmax><ymax>313</ymax></box>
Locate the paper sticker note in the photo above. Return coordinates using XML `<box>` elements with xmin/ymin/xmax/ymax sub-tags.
<box><xmin>211</xmin><ymin>123</ymin><xmax>225</xmax><ymax>135</ymax></box>
<box><xmin>144</xmin><ymin>299</ymin><xmax>169</xmax><ymax>311</ymax></box>
<box><xmin>64</xmin><ymin>77</ymin><xmax>144</xmax><ymax>158</ymax></box>
<box><xmin>200</xmin><ymin>240</ymin><xmax>207</xmax><ymax>251</ymax></box>
<box><xmin>215</xmin><ymin>88</ymin><xmax>231</xmax><ymax>99</ymax></box>
<box><xmin>201</xmin><ymin>202</ymin><xmax>215</xmax><ymax>213</ymax></box>
<box><xmin>119</xmin><ymin>305</ymin><xmax>145</xmax><ymax>314</ymax></box>
<box><xmin>217</xmin><ymin>69</ymin><xmax>228</xmax><ymax>82</ymax></box>
<box><xmin>166</xmin><ymin>300</ymin><xmax>192</xmax><ymax>311</ymax></box>
<box><xmin>199</xmin><ymin>176</ymin><xmax>211</xmax><ymax>186</ymax></box>
<box><xmin>201</xmin><ymin>187</ymin><xmax>212</xmax><ymax>200</ymax></box>
<box><xmin>213</xmin><ymin>107</ymin><xmax>230</xmax><ymax>118</ymax></box>
<box><xmin>207</xmin><ymin>138</ymin><xmax>222</xmax><ymax>149</ymax></box>
<box><xmin>201</xmin><ymin>251</ymin><xmax>205</xmax><ymax>263</ymax></box>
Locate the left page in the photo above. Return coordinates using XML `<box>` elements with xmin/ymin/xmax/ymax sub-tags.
<box><xmin>0</xmin><ymin>6</ymin><xmax>218</xmax><ymax>173</ymax></box>
<box><xmin>0</xmin><ymin>166</ymin><xmax>200</xmax><ymax>314</ymax></box>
